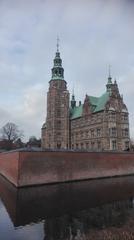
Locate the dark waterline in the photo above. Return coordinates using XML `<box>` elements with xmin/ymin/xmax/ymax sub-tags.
<box><xmin>1</xmin><ymin>175</ymin><xmax>134</xmax><ymax>239</ymax></box>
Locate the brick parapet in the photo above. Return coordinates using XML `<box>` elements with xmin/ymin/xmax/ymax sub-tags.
<box><xmin>0</xmin><ymin>151</ymin><xmax>134</xmax><ymax>187</ymax></box>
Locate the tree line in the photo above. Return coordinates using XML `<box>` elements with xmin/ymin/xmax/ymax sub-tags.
<box><xmin>0</xmin><ymin>122</ymin><xmax>41</xmax><ymax>151</ymax></box>
<box><xmin>0</xmin><ymin>122</ymin><xmax>134</xmax><ymax>152</ymax></box>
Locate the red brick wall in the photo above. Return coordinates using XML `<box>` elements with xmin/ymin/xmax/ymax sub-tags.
<box><xmin>1</xmin><ymin>151</ymin><xmax>134</xmax><ymax>187</ymax></box>
<box><xmin>0</xmin><ymin>152</ymin><xmax>19</xmax><ymax>186</ymax></box>
<box><xmin>18</xmin><ymin>151</ymin><xmax>134</xmax><ymax>187</ymax></box>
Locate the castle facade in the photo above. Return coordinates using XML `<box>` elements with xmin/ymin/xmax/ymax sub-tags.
<box><xmin>41</xmin><ymin>46</ymin><xmax>130</xmax><ymax>151</ymax></box>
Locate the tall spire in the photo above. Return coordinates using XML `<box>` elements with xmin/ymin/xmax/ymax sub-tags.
<box><xmin>106</xmin><ymin>64</ymin><xmax>113</xmax><ymax>93</ymax></box>
<box><xmin>108</xmin><ymin>64</ymin><xmax>111</xmax><ymax>78</ymax></box>
<box><xmin>72</xmin><ymin>85</ymin><xmax>74</xmax><ymax>97</ymax></box>
<box><xmin>56</xmin><ymin>36</ymin><xmax>59</xmax><ymax>52</ymax></box>
<box><xmin>108</xmin><ymin>64</ymin><xmax>112</xmax><ymax>84</ymax></box>
<box><xmin>51</xmin><ymin>38</ymin><xmax>64</xmax><ymax>80</ymax></box>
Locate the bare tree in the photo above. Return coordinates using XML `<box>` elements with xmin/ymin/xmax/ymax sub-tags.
<box><xmin>27</xmin><ymin>136</ymin><xmax>41</xmax><ymax>148</ymax></box>
<box><xmin>1</xmin><ymin>122</ymin><xmax>24</xmax><ymax>143</ymax></box>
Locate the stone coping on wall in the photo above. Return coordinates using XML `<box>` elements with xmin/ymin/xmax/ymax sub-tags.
<box><xmin>0</xmin><ymin>148</ymin><xmax>133</xmax><ymax>153</ymax></box>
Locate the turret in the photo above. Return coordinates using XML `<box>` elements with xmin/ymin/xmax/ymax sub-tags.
<box><xmin>51</xmin><ymin>38</ymin><xmax>64</xmax><ymax>81</ymax></box>
<box><xmin>71</xmin><ymin>94</ymin><xmax>76</xmax><ymax>108</ymax></box>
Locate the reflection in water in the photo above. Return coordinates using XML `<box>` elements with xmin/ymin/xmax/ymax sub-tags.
<box><xmin>44</xmin><ymin>199</ymin><xmax>134</xmax><ymax>240</ymax></box>
<box><xmin>1</xmin><ymin>175</ymin><xmax>134</xmax><ymax>239</ymax></box>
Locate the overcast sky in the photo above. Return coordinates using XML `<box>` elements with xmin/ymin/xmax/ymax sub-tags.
<box><xmin>0</xmin><ymin>0</ymin><xmax>134</xmax><ymax>141</ymax></box>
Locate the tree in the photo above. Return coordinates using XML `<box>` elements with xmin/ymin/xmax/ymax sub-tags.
<box><xmin>27</xmin><ymin>136</ymin><xmax>41</xmax><ymax>148</ymax></box>
<box><xmin>29</xmin><ymin>136</ymin><xmax>37</xmax><ymax>143</ymax></box>
<box><xmin>14</xmin><ymin>138</ymin><xmax>25</xmax><ymax>149</ymax></box>
<box><xmin>0</xmin><ymin>122</ymin><xmax>24</xmax><ymax>150</ymax></box>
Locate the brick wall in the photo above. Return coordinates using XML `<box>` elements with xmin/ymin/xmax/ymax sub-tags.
<box><xmin>0</xmin><ymin>151</ymin><xmax>19</xmax><ymax>186</ymax></box>
<box><xmin>0</xmin><ymin>151</ymin><xmax>134</xmax><ymax>187</ymax></box>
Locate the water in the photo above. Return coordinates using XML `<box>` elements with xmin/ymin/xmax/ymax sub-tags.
<box><xmin>1</xmin><ymin>175</ymin><xmax>134</xmax><ymax>240</ymax></box>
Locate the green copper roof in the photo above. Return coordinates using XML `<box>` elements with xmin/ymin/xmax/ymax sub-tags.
<box><xmin>87</xmin><ymin>96</ymin><xmax>99</xmax><ymax>112</ymax></box>
<box><xmin>94</xmin><ymin>92</ymin><xmax>109</xmax><ymax>112</ymax></box>
<box><xmin>51</xmin><ymin>75</ymin><xmax>64</xmax><ymax>80</ymax></box>
<box><xmin>51</xmin><ymin>50</ymin><xmax>64</xmax><ymax>80</ymax></box>
<box><xmin>70</xmin><ymin>92</ymin><xmax>109</xmax><ymax>119</ymax></box>
<box><xmin>70</xmin><ymin>104</ymin><xmax>83</xmax><ymax>119</ymax></box>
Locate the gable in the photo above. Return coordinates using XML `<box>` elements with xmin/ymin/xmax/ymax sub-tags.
<box><xmin>70</xmin><ymin>92</ymin><xmax>109</xmax><ymax>120</ymax></box>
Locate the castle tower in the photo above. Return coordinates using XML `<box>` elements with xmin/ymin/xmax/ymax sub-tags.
<box><xmin>41</xmin><ymin>40</ymin><xmax>70</xmax><ymax>149</ymax></box>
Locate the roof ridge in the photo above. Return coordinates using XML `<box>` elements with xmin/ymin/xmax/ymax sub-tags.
<box><xmin>89</xmin><ymin>95</ymin><xmax>99</xmax><ymax>99</ymax></box>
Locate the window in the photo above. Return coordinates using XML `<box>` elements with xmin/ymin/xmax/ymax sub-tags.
<box><xmin>112</xmin><ymin>140</ymin><xmax>116</xmax><ymax>150</ymax></box>
<box><xmin>57</xmin><ymin>143</ymin><xmax>61</xmax><ymax>149</ymax></box>
<box><xmin>57</xmin><ymin>109</ymin><xmax>61</xmax><ymax>117</ymax></box>
<box><xmin>97</xmin><ymin>141</ymin><xmax>101</xmax><ymax>149</ymax></box>
<box><xmin>122</xmin><ymin>113</ymin><xmax>128</xmax><ymax>121</ymax></box>
<box><xmin>57</xmin><ymin>120</ymin><xmax>61</xmax><ymax>129</ymax></box>
<box><xmin>71</xmin><ymin>133</ymin><xmax>74</xmax><ymax>140</ymax></box>
<box><xmin>57</xmin><ymin>132</ymin><xmax>61</xmax><ymax>136</ymax></box>
<box><xmin>125</xmin><ymin>141</ymin><xmax>129</xmax><ymax>150</ymax></box>
<box><xmin>109</xmin><ymin>128</ymin><xmax>117</xmax><ymax>137</ymax></box>
<box><xmin>91</xmin><ymin>129</ymin><xmax>94</xmax><ymax>138</ymax></box>
<box><xmin>125</xmin><ymin>128</ymin><xmax>129</xmax><ymax>137</ymax></box>
<box><xmin>59</xmin><ymin>69</ymin><xmax>61</xmax><ymax>74</ymax></box>
<box><xmin>86</xmin><ymin>131</ymin><xmax>88</xmax><ymax>138</ymax></box>
<box><xmin>81</xmin><ymin>143</ymin><xmax>84</xmax><ymax>149</ymax></box>
<box><xmin>86</xmin><ymin>142</ymin><xmax>89</xmax><ymax>149</ymax></box>
<box><xmin>124</xmin><ymin>113</ymin><xmax>128</xmax><ymax>121</ymax></box>
<box><xmin>76</xmin><ymin>143</ymin><xmax>79</xmax><ymax>149</ymax></box>
<box><xmin>122</xmin><ymin>128</ymin><xmax>129</xmax><ymax>137</ymax></box>
<box><xmin>91</xmin><ymin>142</ymin><xmax>95</xmax><ymax>149</ymax></box>
<box><xmin>109</xmin><ymin>112</ymin><xmax>116</xmax><ymax>121</ymax></box>
<box><xmin>97</xmin><ymin>128</ymin><xmax>101</xmax><ymax>137</ymax></box>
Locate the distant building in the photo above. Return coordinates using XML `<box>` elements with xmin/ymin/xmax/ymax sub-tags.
<box><xmin>41</xmin><ymin>44</ymin><xmax>130</xmax><ymax>151</ymax></box>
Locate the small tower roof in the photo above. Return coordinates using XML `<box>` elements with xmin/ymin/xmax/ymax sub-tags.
<box><xmin>51</xmin><ymin>38</ymin><xmax>64</xmax><ymax>81</ymax></box>
<box><xmin>107</xmin><ymin>64</ymin><xmax>112</xmax><ymax>84</ymax></box>
<box><xmin>71</xmin><ymin>92</ymin><xmax>76</xmax><ymax>108</ymax></box>
<box><xmin>106</xmin><ymin>65</ymin><xmax>113</xmax><ymax>93</ymax></box>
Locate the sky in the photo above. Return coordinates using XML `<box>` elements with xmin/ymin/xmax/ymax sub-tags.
<box><xmin>0</xmin><ymin>0</ymin><xmax>134</xmax><ymax>141</ymax></box>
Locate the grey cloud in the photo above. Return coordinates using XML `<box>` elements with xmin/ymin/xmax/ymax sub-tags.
<box><xmin>0</xmin><ymin>0</ymin><xmax>134</xmax><ymax>139</ymax></box>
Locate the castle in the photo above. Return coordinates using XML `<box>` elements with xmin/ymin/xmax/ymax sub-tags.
<box><xmin>41</xmin><ymin>44</ymin><xmax>130</xmax><ymax>151</ymax></box>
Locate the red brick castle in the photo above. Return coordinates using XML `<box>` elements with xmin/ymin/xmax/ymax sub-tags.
<box><xmin>41</xmin><ymin>44</ymin><xmax>130</xmax><ymax>151</ymax></box>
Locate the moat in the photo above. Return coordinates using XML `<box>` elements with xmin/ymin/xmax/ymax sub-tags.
<box><xmin>1</xmin><ymin>175</ymin><xmax>134</xmax><ymax>239</ymax></box>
